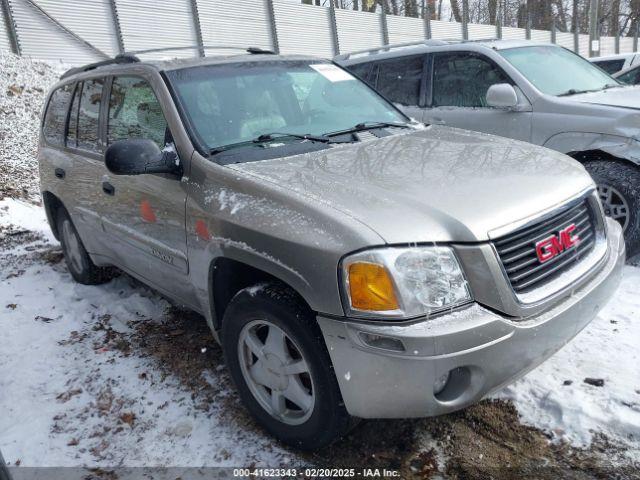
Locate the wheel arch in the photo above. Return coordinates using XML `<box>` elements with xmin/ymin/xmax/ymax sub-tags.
<box><xmin>568</xmin><ymin>149</ymin><xmax>638</xmax><ymax>167</ymax></box>
<box><xmin>543</xmin><ymin>131</ymin><xmax>640</xmax><ymax>168</ymax></box>
<box><xmin>42</xmin><ymin>190</ymin><xmax>65</xmax><ymax>240</ymax></box>
<box><xmin>208</xmin><ymin>256</ymin><xmax>313</xmax><ymax>332</ymax></box>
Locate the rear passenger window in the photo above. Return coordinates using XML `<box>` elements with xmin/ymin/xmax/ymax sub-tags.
<box><xmin>77</xmin><ymin>78</ymin><xmax>104</xmax><ymax>152</ymax></box>
<box><xmin>375</xmin><ymin>55</ymin><xmax>424</xmax><ymax>106</ymax></box>
<box><xmin>43</xmin><ymin>84</ymin><xmax>73</xmax><ymax>145</ymax></box>
<box><xmin>108</xmin><ymin>77</ymin><xmax>167</xmax><ymax>148</ymax></box>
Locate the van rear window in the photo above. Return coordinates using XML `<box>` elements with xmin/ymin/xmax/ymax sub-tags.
<box><xmin>43</xmin><ymin>84</ymin><xmax>73</xmax><ymax>146</ymax></box>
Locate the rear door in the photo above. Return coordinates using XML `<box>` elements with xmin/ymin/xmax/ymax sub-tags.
<box><xmin>424</xmin><ymin>51</ymin><xmax>532</xmax><ymax>142</ymax></box>
<box><xmin>99</xmin><ymin>75</ymin><xmax>190</xmax><ymax>297</ymax></box>
<box><xmin>62</xmin><ymin>78</ymin><xmax>114</xmax><ymax>261</ymax></box>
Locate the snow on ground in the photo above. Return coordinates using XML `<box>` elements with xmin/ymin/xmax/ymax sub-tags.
<box><xmin>499</xmin><ymin>268</ymin><xmax>640</xmax><ymax>452</ymax></box>
<box><xmin>1</xmin><ymin>197</ymin><xmax>639</xmax><ymax>468</ymax></box>
<box><xmin>0</xmin><ymin>199</ymin><xmax>297</xmax><ymax>467</ymax></box>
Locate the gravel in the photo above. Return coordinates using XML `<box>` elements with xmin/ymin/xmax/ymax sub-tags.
<box><xmin>0</xmin><ymin>52</ymin><xmax>65</xmax><ymax>202</ymax></box>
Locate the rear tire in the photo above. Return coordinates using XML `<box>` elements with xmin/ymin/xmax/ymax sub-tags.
<box><xmin>583</xmin><ymin>159</ymin><xmax>640</xmax><ymax>258</ymax></box>
<box><xmin>56</xmin><ymin>209</ymin><xmax>111</xmax><ymax>285</ymax></box>
<box><xmin>221</xmin><ymin>283</ymin><xmax>352</xmax><ymax>450</ymax></box>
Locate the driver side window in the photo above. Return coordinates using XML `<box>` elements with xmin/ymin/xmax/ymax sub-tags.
<box><xmin>432</xmin><ymin>53</ymin><xmax>510</xmax><ymax>108</ymax></box>
<box><xmin>108</xmin><ymin>77</ymin><xmax>168</xmax><ymax>148</ymax></box>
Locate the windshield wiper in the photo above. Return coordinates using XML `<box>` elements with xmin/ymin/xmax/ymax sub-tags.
<box><xmin>557</xmin><ymin>88</ymin><xmax>596</xmax><ymax>97</ymax></box>
<box><xmin>558</xmin><ymin>83</ymin><xmax>624</xmax><ymax>98</ymax></box>
<box><xmin>210</xmin><ymin>132</ymin><xmax>331</xmax><ymax>155</ymax></box>
<box><xmin>252</xmin><ymin>132</ymin><xmax>331</xmax><ymax>143</ymax></box>
<box><xmin>324</xmin><ymin>121</ymin><xmax>412</xmax><ymax>137</ymax></box>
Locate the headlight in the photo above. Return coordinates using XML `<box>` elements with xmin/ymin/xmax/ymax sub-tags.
<box><xmin>341</xmin><ymin>246</ymin><xmax>472</xmax><ymax>319</ymax></box>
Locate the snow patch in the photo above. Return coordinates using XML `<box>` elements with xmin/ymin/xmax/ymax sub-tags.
<box><xmin>497</xmin><ymin>266</ymin><xmax>640</xmax><ymax>452</ymax></box>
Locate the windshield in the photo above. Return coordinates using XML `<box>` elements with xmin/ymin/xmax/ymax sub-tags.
<box><xmin>166</xmin><ymin>61</ymin><xmax>407</xmax><ymax>152</ymax></box>
<box><xmin>499</xmin><ymin>45</ymin><xmax>619</xmax><ymax>96</ymax></box>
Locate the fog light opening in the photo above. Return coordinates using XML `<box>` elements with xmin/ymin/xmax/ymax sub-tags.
<box><xmin>433</xmin><ymin>371</ymin><xmax>451</xmax><ymax>395</ymax></box>
<box><xmin>358</xmin><ymin>332</ymin><xmax>405</xmax><ymax>352</ymax></box>
<box><xmin>434</xmin><ymin>366</ymin><xmax>472</xmax><ymax>402</ymax></box>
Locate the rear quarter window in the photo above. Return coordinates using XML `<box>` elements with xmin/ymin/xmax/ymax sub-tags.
<box><xmin>42</xmin><ymin>84</ymin><xmax>73</xmax><ymax>146</ymax></box>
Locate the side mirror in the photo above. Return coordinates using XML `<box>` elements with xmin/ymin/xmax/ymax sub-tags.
<box><xmin>486</xmin><ymin>83</ymin><xmax>519</xmax><ymax>109</ymax></box>
<box><xmin>105</xmin><ymin>139</ymin><xmax>181</xmax><ymax>176</ymax></box>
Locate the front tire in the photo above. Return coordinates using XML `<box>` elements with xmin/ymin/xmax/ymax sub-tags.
<box><xmin>584</xmin><ymin>160</ymin><xmax>640</xmax><ymax>258</ymax></box>
<box><xmin>56</xmin><ymin>209</ymin><xmax>111</xmax><ymax>285</ymax></box>
<box><xmin>221</xmin><ymin>283</ymin><xmax>352</xmax><ymax>450</ymax></box>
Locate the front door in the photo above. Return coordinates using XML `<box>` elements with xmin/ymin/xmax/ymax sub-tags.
<box><xmin>99</xmin><ymin>75</ymin><xmax>190</xmax><ymax>299</ymax></box>
<box><xmin>423</xmin><ymin>52</ymin><xmax>532</xmax><ymax>142</ymax></box>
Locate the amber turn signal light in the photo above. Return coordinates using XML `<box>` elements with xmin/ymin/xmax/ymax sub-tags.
<box><xmin>348</xmin><ymin>262</ymin><xmax>399</xmax><ymax>311</ymax></box>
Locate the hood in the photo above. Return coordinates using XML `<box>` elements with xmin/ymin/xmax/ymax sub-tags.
<box><xmin>230</xmin><ymin>126</ymin><xmax>594</xmax><ymax>244</ymax></box>
<box><xmin>568</xmin><ymin>86</ymin><xmax>640</xmax><ymax>110</ymax></box>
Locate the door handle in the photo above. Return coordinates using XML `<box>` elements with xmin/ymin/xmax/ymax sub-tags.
<box><xmin>102</xmin><ymin>181</ymin><xmax>115</xmax><ymax>196</ymax></box>
<box><xmin>54</xmin><ymin>168</ymin><xmax>65</xmax><ymax>179</ymax></box>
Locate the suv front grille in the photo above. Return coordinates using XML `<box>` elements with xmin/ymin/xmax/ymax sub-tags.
<box><xmin>494</xmin><ymin>200</ymin><xmax>597</xmax><ymax>294</ymax></box>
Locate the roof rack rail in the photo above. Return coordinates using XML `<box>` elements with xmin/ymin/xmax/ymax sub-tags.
<box><xmin>334</xmin><ymin>39</ymin><xmax>448</xmax><ymax>61</ymax></box>
<box><xmin>123</xmin><ymin>45</ymin><xmax>275</xmax><ymax>56</ymax></box>
<box><xmin>59</xmin><ymin>45</ymin><xmax>275</xmax><ymax>80</ymax></box>
<box><xmin>60</xmin><ymin>53</ymin><xmax>139</xmax><ymax>79</ymax></box>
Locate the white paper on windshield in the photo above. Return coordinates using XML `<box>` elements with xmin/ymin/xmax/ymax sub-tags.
<box><xmin>310</xmin><ymin>64</ymin><xmax>355</xmax><ymax>82</ymax></box>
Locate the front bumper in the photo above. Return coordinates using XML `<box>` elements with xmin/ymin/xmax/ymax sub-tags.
<box><xmin>318</xmin><ymin>218</ymin><xmax>625</xmax><ymax>418</ymax></box>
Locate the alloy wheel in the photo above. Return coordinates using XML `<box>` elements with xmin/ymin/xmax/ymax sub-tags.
<box><xmin>598</xmin><ymin>184</ymin><xmax>630</xmax><ymax>232</ymax></box>
<box><xmin>238</xmin><ymin>320</ymin><xmax>315</xmax><ymax>425</ymax></box>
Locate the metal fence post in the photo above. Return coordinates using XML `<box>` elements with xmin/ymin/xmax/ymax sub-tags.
<box><xmin>525</xmin><ymin>6</ymin><xmax>531</xmax><ymax>40</ymax></box>
<box><xmin>423</xmin><ymin>0</ymin><xmax>431</xmax><ymax>40</ymax></box>
<box><xmin>189</xmin><ymin>0</ymin><xmax>204</xmax><ymax>57</ymax></box>
<box><xmin>380</xmin><ymin>5</ymin><xmax>389</xmax><ymax>45</ymax></box>
<box><xmin>496</xmin><ymin>1</ymin><xmax>502</xmax><ymax>39</ymax></box>
<box><xmin>108</xmin><ymin>0</ymin><xmax>125</xmax><ymax>54</ymax></box>
<box><xmin>615</xmin><ymin>26</ymin><xmax>620</xmax><ymax>54</ymax></box>
<box><xmin>461</xmin><ymin>0</ymin><xmax>468</xmax><ymax>40</ymax></box>
<box><xmin>588</xmin><ymin>0</ymin><xmax>599</xmax><ymax>57</ymax></box>
<box><xmin>1</xmin><ymin>0</ymin><xmax>21</xmax><ymax>55</ymax></box>
<box><xmin>328</xmin><ymin>0</ymin><xmax>340</xmax><ymax>56</ymax></box>
<box><xmin>265</xmin><ymin>0</ymin><xmax>280</xmax><ymax>54</ymax></box>
<box><xmin>551</xmin><ymin>18</ymin><xmax>556</xmax><ymax>44</ymax></box>
<box><xmin>635</xmin><ymin>24</ymin><xmax>639</xmax><ymax>52</ymax></box>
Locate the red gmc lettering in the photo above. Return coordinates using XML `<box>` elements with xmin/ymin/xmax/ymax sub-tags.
<box><xmin>535</xmin><ymin>224</ymin><xmax>580</xmax><ymax>263</ymax></box>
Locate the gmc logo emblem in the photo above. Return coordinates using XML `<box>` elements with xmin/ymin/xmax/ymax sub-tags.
<box><xmin>535</xmin><ymin>224</ymin><xmax>580</xmax><ymax>263</ymax></box>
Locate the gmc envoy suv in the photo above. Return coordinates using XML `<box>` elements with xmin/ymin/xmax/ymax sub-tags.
<box><xmin>337</xmin><ymin>40</ymin><xmax>640</xmax><ymax>258</ymax></box>
<box><xmin>38</xmin><ymin>49</ymin><xmax>624</xmax><ymax>449</ymax></box>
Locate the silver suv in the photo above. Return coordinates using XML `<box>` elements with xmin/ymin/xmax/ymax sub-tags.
<box><xmin>337</xmin><ymin>40</ymin><xmax>640</xmax><ymax>257</ymax></box>
<box><xmin>38</xmin><ymin>50</ymin><xmax>624</xmax><ymax>450</ymax></box>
